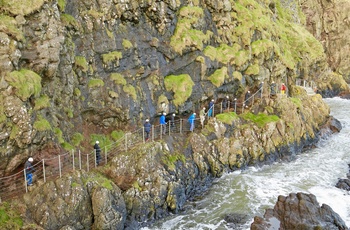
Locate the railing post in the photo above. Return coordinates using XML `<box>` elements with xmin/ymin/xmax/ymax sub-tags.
<box><xmin>72</xmin><ymin>150</ymin><xmax>75</xmax><ymax>171</ymax></box>
<box><xmin>143</xmin><ymin>127</ymin><xmax>145</xmax><ymax>144</ymax></box>
<box><xmin>87</xmin><ymin>154</ymin><xmax>89</xmax><ymax>172</ymax></box>
<box><xmin>242</xmin><ymin>103</ymin><xmax>245</xmax><ymax>114</ymax></box>
<box><xmin>228</xmin><ymin>101</ymin><xmax>230</xmax><ymax>111</ymax></box>
<box><xmin>168</xmin><ymin>122</ymin><xmax>171</xmax><ymax>136</ymax></box>
<box><xmin>42</xmin><ymin>159</ymin><xmax>46</xmax><ymax>183</ymax></box>
<box><xmin>213</xmin><ymin>104</ymin><xmax>215</xmax><ymax>117</ymax></box>
<box><xmin>24</xmin><ymin>170</ymin><xmax>28</xmax><ymax>193</ymax></box>
<box><xmin>79</xmin><ymin>150</ymin><xmax>82</xmax><ymax>170</ymax></box>
<box><xmin>59</xmin><ymin>155</ymin><xmax>62</xmax><ymax>178</ymax></box>
<box><xmin>220</xmin><ymin>102</ymin><xmax>223</xmax><ymax>114</ymax></box>
<box><xmin>105</xmin><ymin>146</ymin><xmax>107</xmax><ymax>165</ymax></box>
<box><xmin>152</xmin><ymin>125</ymin><xmax>154</xmax><ymax>141</ymax></box>
<box><xmin>160</xmin><ymin>125</ymin><xmax>163</xmax><ymax>139</ymax></box>
<box><xmin>180</xmin><ymin>119</ymin><xmax>183</xmax><ymax>134</ymax></box>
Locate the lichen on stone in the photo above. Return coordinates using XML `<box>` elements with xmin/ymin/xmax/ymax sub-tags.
<box><xmin>164</xmin><ymin>74</ymin><xmax>194</xmax><ymax>107</ymax></box>
<box><xmin>5</xmin><ymin>69</ymin><xmax>42</xmax><ymax>101</ymax></box>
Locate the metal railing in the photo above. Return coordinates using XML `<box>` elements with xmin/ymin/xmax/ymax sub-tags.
<box><xmin>0</xmin><ymin>86</ymin><xmax>266</xmax><ymax>202</ymax></box>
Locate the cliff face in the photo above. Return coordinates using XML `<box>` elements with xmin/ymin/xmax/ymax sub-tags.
<box><xmin>1</xmin><ymin>0</ymin><xmax>348</xmax><ymax>175</ymax></box>
<box><xmin>301</xmin><ymin>0</ymin><xmax>350</xmax><ymax>82</ymax></box>
<box><xmin>19</xmin><ymin>87</ymin><xmax>340</xmax><ymax>229</ymax></box>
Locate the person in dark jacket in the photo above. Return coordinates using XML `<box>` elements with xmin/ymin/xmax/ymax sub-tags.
<box><xmin>222</xmin><ymin>96</ymin><xmax>229</xmax><ymax>111</ymax></box>
<box><xmin>245</xmin><ymin>90</ymin><xmax>251</xmax><ymax>107</ymax></box>
<box><xmin>144</xmin><ymin>119</ymin><xmax>151</xmax><ymax>141</ymax></box>
<box><xmin>25</xmin><ymin>157</ymin><xmax>35</xmax><ymax>186</ymax></box>
<box><xmin>94</xmin><ymin>141</ymin><xmax>101</xmax><ymax>166</ymax></box>
<box><xmin>170</xmin><ymin>114</ymin><xmax>175</xmax><ymax>130</ymax></box>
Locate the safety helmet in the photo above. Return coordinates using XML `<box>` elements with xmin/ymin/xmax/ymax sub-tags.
<box><xmin>28</xmin><ymin>157</ymin><xmax>33</xmax><ymax>162</ymax></box>
<box><xmin>193</xmin><ymin>113</ymin><xmax>196</xmax><ymax>115</ymax></box>
<box><xmin>146</xmin><ymin>119</ymin><xmax>149</xmax><ymax>122</ymax></box>
<box><xmin>96</xmin><ymin>141</ymin><xmax>99</xmax><ymax>144</ymax></box>
<box><xmin>172</xmin><ymin>114</ymin><xmax>175</xmax><ymax>116</ymax></box>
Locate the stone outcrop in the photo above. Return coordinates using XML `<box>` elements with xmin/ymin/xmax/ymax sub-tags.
<box><xmin>17</xmin><ymin>89</ymin><xmax>342</xmax><ymax>229</ymax></box>
<box><xmin>251</xmin><ymin>192</ymin><xmax>348</xmax><ymax>230</ymax></box>
<box><xmin>301</xmin><ymin>0</ymin><xmax>350</xmax><ymax>82</ymax></box>
<box><xmin>23</xmin><ymin>171</ymin><xmax>126</xmax><ymax>230</ymax></box>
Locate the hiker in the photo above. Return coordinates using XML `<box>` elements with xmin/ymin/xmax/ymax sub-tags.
<box><xmin>160</xmin><ymin>112</ymin><xmax>166</xmax><ymax>134</ymax></box>
<box><xmin>259</xmin><ymin>82</ymin><xmax>264</xmax><ymax>98</ymax></box>
<box><xmin>171</xmin><ymin>113</ymin><xmax>175</xmax><ymax>130</ymax></box>
<box><xmin>245</xmin><ymin>90</ymin><xmax>251</xmax><ymax>107</ymax></box>
<box><xmin>94</xmin><ymin>141</ymin><xmax>101</xmax><ymax>166</ymax></box>
<box><xmin>208</xmin><ymin>99</ymin><xmax>214</xmax><ymax>118</ymax></box>
<box><xmin>200</xmin><ymin>107</ymin><xmax>206</xmax><ymax>128</ymax></box>
<box><xmin>25</xmin><ymin>157</ymin><xmax>35</xmax><ymax>186</ymax></box>
<box><xmin>222</xmin><ymin>96</ymin><xmax>229</xmax><ymax>111</ymax></box>
<box><xmin>270</xmin><ymin>81</ymin><xmax>276</xmax><ymax>96</ymax></box>
<box><xmin>188</xmin><ymin>112</ymin><xmax>196</xmax><ymax>132</ymax></box>
<box><xmin>144</xmin><ymin>119</ymin><xmax>151</xmax><ymax>141</ymax></box>
<box><xmin>281</xmin><ymin>83</ymin><xmax>287</xmax><ymax>95</ymax></box>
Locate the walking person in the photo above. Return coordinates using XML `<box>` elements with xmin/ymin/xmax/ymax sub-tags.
<box><xmin>222</xmin><ymin>96</ymin><xmax>229</xmax><ymax>111</ymax></box>
<box><xmin>245</xmin><ymin>90</ymin><xmax>251</xmax><ymax>107</ymax></box>
<box><xmin>270</xmin><ymin>81</ymin><xmax>276</xmax><ymax>97</ymax></box>
<box><xmin>200</xmin><ymin>107</ymin><xmax>206</xmax><ymax>128</ymax></box>
<box><xmin>25</xmin><ymin>157</ymin><xmax>35</xmax><ymax>186</ymax></box>
<box><xmin>144</xmin><ymin>119</ymin><xmax>151</xmax><ymax>141</ymax></box>
<box><xmin>94</xmin><ymin>141</ymin><xmax>101</xmax><ymax>166</ymax></box>
<box><xmin>259</xmin><ymin>82</ymin><xmax>264</xmax><ymax>98</ymax></box>
<box><xmin>208</xmin><ymin>99</ymin><xmax>214</xmax><ymax>118</ymax></box>
<box><xmin>170</xmin><ymin>113</ymin><xmax>176</xmax><ymax>130</ymax></box>
<box><xmin>281</xmin><ymin>83</ymin><xmax>287</xmax><ymax>95</ymax></box>
<box><xmin>160</xmin><ymin>112</ymin><xmax>167</xmax><ymax>134</ymax></box>
<box><xmin>188</xmin><ymin>112</ymin><xmax>196</xmax><ymax>132</ymax></box>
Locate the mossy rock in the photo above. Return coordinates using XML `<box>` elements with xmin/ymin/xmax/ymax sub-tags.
<box><xmin>209</xmin><ymin>67</ymin><xmax>228</xmax><ymax>87</ymax></box>
<box><xmin>164</xmin><ymin>74</ymin><xmax>194</xmax><ymax>107</ymax></box>
<box><xmin>33</xmin><ymin>116</ymin><xmax>52</xmax><ymax>131</ymax></box>
<box><xmin>102</xmin><ymin>51</ymin><xmax>122</xmax><ymax>65</ymax></box>
<box><xmin>216</xmin><ymin>112</ymin><xmax>239</xmax><ymax>125</ymax></box>
<box><xmin>0</xmin><ymin>14</ymin><xmax>24</xmax><ymax>41</ymax></box>
<box><xmin>110</xmin><ymin>73</ymin><xmax>126</xmax><ymax>86</ymax></box>
<box><xmin>88</xmin><ymin>79</ymin><xmax>104</xmax><ymax>88</ymax></box>
<box><xmin>240</xmin><ymin>112</ymin><xmax>280</xmax><ymax>128</ymax></box>
<box><xmin>5</xmin><ymin>69</ymin><xmax>42</xmax><ymax>101</ymax></box>
<box><xmin>0</xmin><ymin>0</ymin><xmax>45</xmax><ymax>16</ymax></box>
<box><xmin>74</xmin><ymin>56</ymin><xmax>88</xmax><ymax>72</ymax></box>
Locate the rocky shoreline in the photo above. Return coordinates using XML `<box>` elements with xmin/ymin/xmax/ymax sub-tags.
<box><xmin>14</xmin><ymin>90</ymin><xmax>345</xmax><ymax>230</ymax></box>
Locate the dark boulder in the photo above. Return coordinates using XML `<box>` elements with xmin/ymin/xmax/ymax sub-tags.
<box><xmin>251</xmin><ymin>192</ymin><xmax>348</xmax><ymax>230</ymax></box>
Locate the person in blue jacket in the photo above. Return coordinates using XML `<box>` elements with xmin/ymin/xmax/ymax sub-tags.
<box><xmin>208</xmin><ymin>99</ymin><xmax>214</xmax><ymax>117</ymax></box>
<box><xmin>188</xmin><ymin>112</ymin><xmax>196</xmax><ymax>132</ymax></box>
<box><xmin>160</xmin><ymin>112</ymin><xmax>166</xmax><ymax>134</ymax></box>
<box><xmin>144</xmin><ymin>119</ymin><xmax>151</xmax><ymax>141</ymax></box>
<box><xmin>25</xmin><ymin>157</ymin><xmax>35</xmax><ymax>186</ymax></box>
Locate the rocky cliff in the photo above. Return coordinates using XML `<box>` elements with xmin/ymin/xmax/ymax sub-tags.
<box><xmin>0</xmin><ymin>0</ymin><xmax>349</xmax><ymax>229</ymax></box>
<box><xmin>1</xmin><ymin>0</ymin><xmax>349</xmax><ymax>175</ymax></box>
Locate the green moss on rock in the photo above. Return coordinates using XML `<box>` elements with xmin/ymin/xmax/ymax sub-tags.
<box><xmin>123</xmin><ymin>85</ymin><xmax>137</xmax><ymax>100</ymax></box>
<box><xmin>0</xmin><ymin>14</ymin><xmax>24</xmax><ymax>41</ymax></box>
<box><xmin>33</xmin><ymin>116</ymin><xmax>51</xmax><ymax>131</ymax></box>
<box><xmin>122</xmin><ymin>39</ymin><xmax>133</xmax><ymax>49</ymax></box>
<box><xmin>34</xmin><ymin>95</ymin><xmax>50</xmax><ymax>110</ymax></box>
<box><xmin>241</xmin><ymin>112</ymin><xmax>280</xmax><ymax>128</ymax></box>
<box><xmin>164</xmin><ymin>74</ymin><xmax>194</xmax><ymax>107</ymax></box>
<box><xmin>74</xmin><ymin>56</ymin><xmax>88</xmax><ymax>72</ymax></box>
<box><xmin>216</xmin><ymin>112</ymin><xmax>239</xmax><ymax>125</ymax></box>
<box><xmin>110</xmin><ymin>73</ymin><xmax>126</xmax><ymax>86</ymax></box>
<box><xmin>170</xmin><ymin>6</ymin><xmax>212</xmax><ymax>54</ymax></box>
<box><xmin>88</xmin><ymin>79</ymin><xmax>104</xmax><ymax>88</ymax></box>
<box><xmin>209</xmin><ymin>67</ymin><xmax>228</xmax><ymax>87</ymax></box>
<box><xmin>0</xmin><ymin>0</ymin><xmax>45</xmax><ymax>16</ymax></box>
<box><xmin>102</xmin><ymin>51</ymin><xmax>122</xmax><ymax>65</ymax></box>
<box><xmin>5</xmin><ymin>69</ymin><xmax>42</xmax><ymax>101</ymax></box>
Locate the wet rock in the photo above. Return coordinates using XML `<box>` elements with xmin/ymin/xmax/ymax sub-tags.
<box><xmin>336</xmin><ymin>178</ymin><xmax>350</xmax><ymax>191</ymax></box>
<box><xmin>251</xmin><ymin>192</ymin><xmax>348</xmax><ymax>230</ymax></box>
